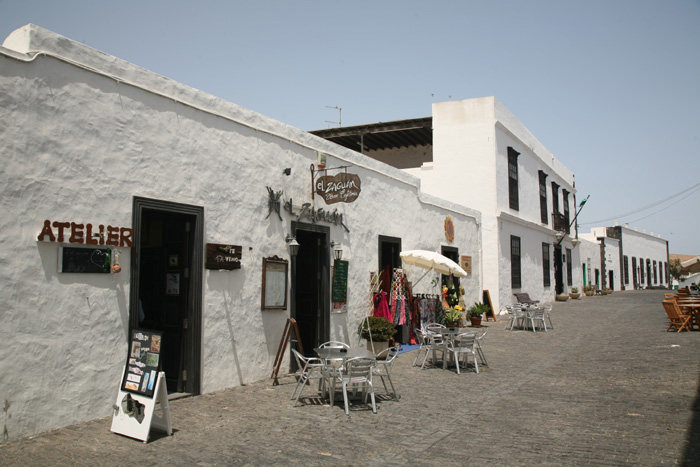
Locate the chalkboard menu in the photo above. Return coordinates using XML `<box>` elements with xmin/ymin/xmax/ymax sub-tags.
<box><xmin>332</xmin><ymin>260</ymin><xmax>349</xmax><ymax>302</ymax></box>
<box><xmin>58</xmin><ymin>246</ymin><xmax>111</xmax><ymax>273</ymax></box>
<box><xmin>121</xmin><ymin>328</ymin><xmax>163</xmax><ymax>398</ymax></box>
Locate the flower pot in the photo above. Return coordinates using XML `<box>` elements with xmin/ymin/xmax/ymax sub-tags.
<box><xmin>569</xmin><ymin>292</ymin><xmax>580</xmax><ymax>299</ymax></box>
<box><xmin>366</xmin><ymin>340</ymin><xmax>389</xmax><ymax>353</ymax></box>
<box><xmin>584</xmin><ymin>291</ymin><xmax>594</xmax><ymax>296</ymax></box>
<box><xmin>470</xmin><ymin>316</ymin><xmax>482</xmax><ymax>326</ymax></box>
<box><xmin>556</xmin><ymin>293</ymin><xmax>569</xmax><ymax>302</ymax></box>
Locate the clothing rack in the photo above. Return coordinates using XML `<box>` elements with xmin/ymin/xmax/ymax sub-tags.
<box><xmin>358</xmin><ymin>272</ymin><xmax>382</xmax><ymax>348</ymax></box>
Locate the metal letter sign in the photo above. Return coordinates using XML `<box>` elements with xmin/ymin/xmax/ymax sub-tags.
<box><xmin>315</xmin><ymin>173</ymin><xmax>361</xmax><ymax>205</ymax></box>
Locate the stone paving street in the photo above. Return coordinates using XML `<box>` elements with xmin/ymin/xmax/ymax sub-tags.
<box><xmin>2</xmin><ymin>289</ymin><xmax>699</xmax><ymax>466</ymax></box>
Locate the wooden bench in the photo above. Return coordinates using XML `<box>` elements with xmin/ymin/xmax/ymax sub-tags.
<box><xmin>514</xmin><ymin>293</ymin><xmax>540</xmax><ymax>305</ymax></box>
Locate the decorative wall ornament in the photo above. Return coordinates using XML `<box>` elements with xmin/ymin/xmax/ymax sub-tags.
<box><xmin>444</xmin><ymin>216</ymin><xmax>455</xmax><ymax>243</ymax></box>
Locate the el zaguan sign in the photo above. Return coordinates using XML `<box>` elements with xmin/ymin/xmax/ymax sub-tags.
<box><xmin>315</xmin><ymin>173</ymin><xmax>361</xmax><ymax>205</ymax></box>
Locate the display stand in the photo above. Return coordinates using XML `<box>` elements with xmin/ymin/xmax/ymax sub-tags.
<box><xmin>271</xmin><ymin>318</ymin><xmax>304</xmax><ymax>385</ymax></box>
<box><xmin>110</xmin><ymin>370</ymin><xmax>172</xmax><ymax>443</ymax></box>
<box><xmin>358</xmin><ymin>272</ymin><xmax>382</xmax><ymax>350</ymax></box>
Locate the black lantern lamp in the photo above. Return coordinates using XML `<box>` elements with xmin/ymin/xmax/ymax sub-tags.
<box><xmin>285</xmin><ymin>234</ymin><xmax>300</xmax><ymax>257</ymax></box>
<box><xmin>331</xmin><ymin>241</ymin><xmax>343</xmax><ymax>261</ymax></box>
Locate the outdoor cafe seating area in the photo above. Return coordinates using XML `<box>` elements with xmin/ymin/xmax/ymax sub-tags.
<box><xmin>290</xmin><ymin>340</ymin><xmax>400</xmax><ymax>415</ymax></box>
<box><xmin>662</xmin><ymin>286</ymin><xmax>700</xmax><ymax>332</ymax></box>
<box><xmin>505</xmin><ymin>298</ymin><xmax>554</xmax><ymax>332</ymax></box>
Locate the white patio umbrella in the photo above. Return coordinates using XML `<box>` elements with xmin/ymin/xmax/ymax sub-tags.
<box><xmin>399</xmin><ymin>250</ymin><xmax>467</xmax><ymax>285</ymax></box>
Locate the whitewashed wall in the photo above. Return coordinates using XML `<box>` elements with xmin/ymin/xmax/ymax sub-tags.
<box><xmin>0</xmin><ymin>25</ymin><xmax>481</xmax><ymax>441</ymax></box>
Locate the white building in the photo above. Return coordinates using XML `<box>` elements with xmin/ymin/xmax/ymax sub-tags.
<box><xmin>0</xmin><ymin>24</ymin><xmax>482</xmax><ymax>440</ymax></box>
<box><xmin>581</xmin><ymin>224</ymin><xmax>669</xmax><ymax>290</ymax></box>
<box><xmin>313</xmin><ymin>97</ymin><xmax>580</xmax><ymax>311</ymax></box>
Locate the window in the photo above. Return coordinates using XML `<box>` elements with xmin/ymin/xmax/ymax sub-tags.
<box><xmin>542</xmin><ymin>243</ymin><xmax>550</xmax><ymax>287</ymax></box>
<box><xmin>563</xmin><ymin>189</ymin><xmax>570</xmax><ymax>227</ymax></box>
<box><xmin>623</xmin><ymin>255</ymin><xmax>629</xmax><ymax>285</ymax></box>
<box><xmin>508</xmin><ymin>147</ymin><xmax>519</xmax><ymax>210</ymax></box>
<box><xmin>551</xmin><ymin>182</ymin><xmax>560</xmax><ymax>214</ymax></box>
<box><xmin>566</xmin><ymin>248</ymin><xmax>572</xmax><ymax>286</ymax></box>
<box><xmin>653</xmin><ymin>260</ymin><xmax>658</xmax><ymax>284</ymax></box>
<box><xmin>632</xmin><ymin>257</ymin><xmax>638</xmax><ymax>287</ymax></box>
<box><xmin>539</xmin><ymin>171</ymin><xmax>548</xmax><ymax>224</ymax></box>
<box><xmin>511</xmin><ymin>236</ymin><xmax>521</xmax><ymax>288</ymax></box>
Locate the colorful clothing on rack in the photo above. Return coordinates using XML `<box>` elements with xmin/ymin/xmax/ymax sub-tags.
<box><xmin>389</xmin><ymin>268</ymin><xmax>409</xmax><ymax>326</ymax></box>
<box><xmin>373</xmin><ymin>291</ymin><xmax>391</xmax><ymax>320</ymax></box>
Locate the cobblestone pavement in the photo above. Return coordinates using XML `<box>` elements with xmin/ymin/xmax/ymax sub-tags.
<box><xmin>2</xmin><ymin>290</ymin><xmax>700</xmax><ymax>466</ymax></box>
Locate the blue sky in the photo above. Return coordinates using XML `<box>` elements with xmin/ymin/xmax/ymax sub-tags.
<box><xmin>2</xmin><ymin>0</ymin><xmax>699</xmax><ymax>253</ymax></box>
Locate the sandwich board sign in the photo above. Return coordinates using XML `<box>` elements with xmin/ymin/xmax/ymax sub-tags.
<box><xmin>110</xmin><ymin>328</ymin><xmax>172</xmax><ymax>443</ymax></box>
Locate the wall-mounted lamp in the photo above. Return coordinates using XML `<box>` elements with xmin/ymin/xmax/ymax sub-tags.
<box><xmin>331</xmin><ymin>240</ymin><xmax>343</xmax><ymax>261</ymax></box>
<box><xmin>285</xmin><ymin>234</ymin><xmax>300</xmax><ymax>257</ymax></box>
<box><xmin>283</xmin><ymin>168</ymin><xmax>292</xmax><ymax>176</ymax></box>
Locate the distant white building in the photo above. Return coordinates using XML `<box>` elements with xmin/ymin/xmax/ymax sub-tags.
<box><xmin>313</xmin><ymin>97</ymin><xmax>580</xmax><ymax>310</ymax></box>
<box><xmin>580</xmin><ymin>224</ymin><xmax>669</xmax><ymax>290</ymax></box>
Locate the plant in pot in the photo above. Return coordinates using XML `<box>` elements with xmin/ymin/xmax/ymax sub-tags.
<box><xmin>467</xmin><ymin>301</ymin><xmax>489</xmax><ymax>326</ymax></box>
<box><xmin>583</xmin><ymin>285</ymin><xmax>595</xmax><ymax>296</ymax></box>
<box><xmin>556</xmin><ymin>290</ymin><xmax>569</xmax><ymax>301</ymax></box>
<box><xmin>443</xmin><ymin>305</ymin><xmax>463</xmax><ymax>328</ymax></box>
<box><xmin>569</xmin><ymin>287</ymin><xmax>580</xmax><ymax>299</ymax></box>
<box><xmin>358</xmin><ymin>316</ymin><xmax>397</xmax><ymax>352</ymax></box>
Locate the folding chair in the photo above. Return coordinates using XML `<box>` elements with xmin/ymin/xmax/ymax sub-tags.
<box><xmin>662</xmin><ymin>300</ymin><xmax>692</xmax><ymax>332</ymax></box>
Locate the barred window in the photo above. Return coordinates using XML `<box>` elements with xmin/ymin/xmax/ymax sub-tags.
<box><xmin>508</xmin><ymin>147</ymin><xmax>519</xmax><ymax>211</ymax></box>
<box><xmin>542</xmin><ymin>243</ymin><xmax>550</xmax><ymax>287</ymax></box>
<box><xmin>511</xmin><ymin>236</ymin><xmax>521</xmax><ymax>288</ymax></box>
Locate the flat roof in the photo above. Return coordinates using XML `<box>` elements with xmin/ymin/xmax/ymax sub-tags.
<box><xmin>310</xmin><ymin>117</ymin><xmax>432</xmax><ymax>153</ymax></box>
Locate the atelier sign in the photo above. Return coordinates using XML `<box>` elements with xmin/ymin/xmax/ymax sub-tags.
<box><xmin>315</xmin><ymin>173</ymin><xmax>361</xmax><ymax>205</ymax></box>
<box><xmin>205</xmin><ymin>244</ymin><xmax>242</xmax><ymax>270</ymax></box>
<box><xmin>37</xmin><ymin>219</ymin><xmax>134</xmax><ymax>247</ymax></box>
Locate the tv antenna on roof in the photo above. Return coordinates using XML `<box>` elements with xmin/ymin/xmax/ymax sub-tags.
<box><xmin>325</xmin><ymin>106</ymin><xmax>342</xmax><ymax>128</ymax></box>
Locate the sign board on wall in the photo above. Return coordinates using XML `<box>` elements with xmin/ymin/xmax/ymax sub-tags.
<box><xmin>58</xmin><ymin>246</ymin><xmax>111</xmax><ymax>273</ymax></box>
<box><xmin>205</xmin><ymin>243</ymin><xmax>242</xmax><ymax>270</ymax></box>
<box><xmin>461</xmin><ymin>255</ymin><xmax>472</xmax><ymax>275</ymax></box>
<box><xmin>332</xmin><ymin>260</ymin><xmax>349</xmax><ymax>302</ymax></box>
<box><xmin>315</xmin><ymin>173</ymin><xmax>361</xmax><ymax>205</ymax></box>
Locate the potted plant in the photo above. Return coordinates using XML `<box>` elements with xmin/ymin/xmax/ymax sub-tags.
<box><xmin>556</xmin><ymin>291</ymin><xmax>569</xmax><ymax>301</ymax></box>
<box><xmin>569</xmin><ymin>287</ymin><xmax>580</xmax><ymax>299</ymax></box>
<box><xmin>467</xmin><ymin>301</ymin><xmax>489</xmax><ymax>326</ymax></box>
<box><xmin>583</xmin><ymin>285</ymin><xmax>595</xmax><ymax>296</ymax></box>
<box><xmin>358</xmin><ymin>316</ymin><xmax>397</xmax><ymax>352</ymax></box>
<box><xmin>443</xmin><ymin>305</ymin><xmax>463</xmax><ymax>328</ymax></box>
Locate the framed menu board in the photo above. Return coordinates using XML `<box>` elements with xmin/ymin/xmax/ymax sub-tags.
<box><xmin>332</xmin><ymin>260</ymin><xmax>349</xmax><ymax>302</ymax></box>
<box><xmin>261</xmin><ymin>256</ymin><xmax>288</xmax><ymax>310</ymax></box>
<box><xmin>121</xmin><ymin>328</ymin><xmax>163</xmax><ymax>398</ymax></box>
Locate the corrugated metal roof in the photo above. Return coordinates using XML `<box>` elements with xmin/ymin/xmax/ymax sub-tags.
<box><xmin>310</xmin><ymin>117</ymin><xmax>432</xmax><ymax>153</ymax></box>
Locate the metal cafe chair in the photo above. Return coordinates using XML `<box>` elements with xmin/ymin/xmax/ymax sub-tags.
<box><xmin>290</xmin><ymin>349</ymin><xmax>328</xmax><ymax>407</ymax></box>
<box><xmin>373</xmin><ymin>346</ymin><xmax>400</xmax><ymax>400</ymax></box>
<box><xmin>338</xmin><ymin>357</ymin><xmax>377</xmax><ymax>415</ymax></box>
<box><xmin>445</xmin><ymin>333</ymin><xmax>479</xmax><ymax>374</ymax></box>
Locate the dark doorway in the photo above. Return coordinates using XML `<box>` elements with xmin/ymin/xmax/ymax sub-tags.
<box><xmin>291</xmin><ymin>223</ymin><xmax>330</xmax><ymax>357</ymax></box>
<box><xmin>378</xmin><ymin>236</ymin><xmax>403</xmax><ymax>341</ymax></box>
<box><xmin>441</xmin><ymin>246</ymin><xmax>460</xmax><ymax>291</ymax></box>
<box><xmin>130</xmin><ymin>198</ymin><xmax>203</xmax><ymax>395</ymax></box>
<box><xmin>609</xmin><ymin>270</ymin><xmax>614</xmax><ymax>291</ymax></box>
<box><xmin>554</xmin><ymin>246</ymin><xmax>564</xmax><ymax>294</ymax></box>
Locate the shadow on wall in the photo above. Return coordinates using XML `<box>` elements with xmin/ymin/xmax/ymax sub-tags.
<box><xmin>37</xmin><ymin>241</ymin><xmax>130</xmax><ymax>337</ymax></box>
<box><xmin>207</xmin><ymin>270</ymin><xmax>246</xmax><ymax>385</ymax></box>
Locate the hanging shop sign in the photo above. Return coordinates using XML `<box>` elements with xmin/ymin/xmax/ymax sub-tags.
<box><xmin>315</xmin><ymin>172</ymin><xmax>361</xmax><ymax>205</ymax></box>
<box><xmin>37</xmin><ymin>219</ymin><xmax>134</xmax><ymax>247</ymax></box>
<box><xmin>283</xmin><ymin>198</ymin><xmax>350</xmax><ymax>232</ymax></box>
<box><xmin>205</xmin><ymin>243</ymin><xmax>242</xmax><ymax>270</ymax></box>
